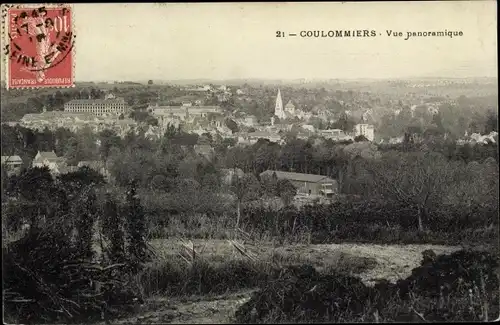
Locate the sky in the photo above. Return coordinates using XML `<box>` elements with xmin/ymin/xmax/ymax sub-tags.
<box><xmin>31</xmin><ymin>1</ymin><xmax>500</xmax><ymax>81</ymax></box>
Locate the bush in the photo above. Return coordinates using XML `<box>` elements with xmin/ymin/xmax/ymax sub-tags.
<box><xmin>235</xmin><ymin>250</ymin><xmax>500</xmax><ymax>323</ymax></box>
<box><xmin>397</xmin><ymin>250</ymin><xmax>499</xmax><ymax>298</ymax></box>
<box><xmin>235</xmin><ymin>265</ymin><xmax>371</xmax><ymax>323</ymax></box>
<box><xmin>137</xmin><ymin>258</ymin><xmax>274</xmax><ymax>297</ymax></box>
<box><xmin>239</xmin><ymin>200</ymin><xmax>498</xmax><ymax>245</ymax></box>
<box><xmin>3</xmin><ymin>228</ymin><xmax>141</xmax><ymax>324</ymax></box>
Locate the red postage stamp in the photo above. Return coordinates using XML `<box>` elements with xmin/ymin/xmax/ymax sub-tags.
<box><xmin>4</xmin><ymin>4</ymin><xmax>75</xmax><ymax>89</ymax></box>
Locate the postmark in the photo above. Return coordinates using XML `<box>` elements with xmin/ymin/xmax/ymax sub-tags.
<box><xmin>3</xmin><ymin>4</ymin><xmax>75</xmax><ymax>89</ymax></box>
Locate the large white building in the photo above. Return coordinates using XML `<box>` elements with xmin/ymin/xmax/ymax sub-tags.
<box><xmin>354</xmin><ymin>124</ymin><xmax>375</xmax><ymax>141</ymax></box>
<box><xmin>150</xmin><ymin>104</ymin><xmax>223</xmax><ymax>124</ymax></box>
<box><xmin>64</xmin><ymin>97</ymin><xmax>128</xmax><ymax>116</ymax></box>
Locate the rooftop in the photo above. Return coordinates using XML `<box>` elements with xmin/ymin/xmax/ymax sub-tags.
<box><xmin>152</xmin><ymin>106</ymin><xmax>222</xmax><ymax>113</ymax></box>
<box><xmin>35</xmin><ymin>151</ymin><xmax>59</xmax><ymax>161</ymax></box>
<box><xmin>34</xmin><ymin>151</ymin><xmax>65</xmax><ymax>162</ymax></box>
<box><xmin>1</xmin><ymin>155</ymin><xmax>23</xmax><ymax>164</ymax></box>
<box><xmin>260</xmin><ymin>170</ymin><xmax>336</xmax><ymax>184</ymax></box>
<box><xmin>65</xmin><ymin>98</ymin><xmax>126</xmax><ymax>105</ymax></box>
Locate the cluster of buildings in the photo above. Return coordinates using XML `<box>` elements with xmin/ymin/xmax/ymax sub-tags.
<box><xmin>146</xmin><ymin>103</ymin><xmax>235</xmax><ymax>139</ymax></box>
<box><xmin>1</xmin><ymin>151</ymin><xmax>111</xmax><ymax>180</ymax></box>
<box><xmin>20</xmin><ymin>110</ymin><xmax>138</xmax><ymax>137</ymax></box>
<box><xmin>271</xmin><ymin>89</ymin><xmax>375</xmax><ymax>142</ymax></box>
<box><xmin>149</xmin><ymin>104</ymin><xmax>223</xmax><ymax>124</ymax></box>
<box><xmin>15</xmin><ymin>88</ymin><xmax>378</xmax><ymax>162</ymax></box>
<box><xmin>273</xmin><ymin>88</ymin><xmax>310</xmax><ymax>121</ymax></box>
<box><xmin>18</xmin><ymin>94</ymin><xmax>136</xmax><ymax>137</ymax></box>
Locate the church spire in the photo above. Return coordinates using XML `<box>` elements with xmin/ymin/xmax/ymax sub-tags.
<box><xmin>274</xmin><ymin>88</ymin><xmax>284</xmax><ymax>119</ymax></box>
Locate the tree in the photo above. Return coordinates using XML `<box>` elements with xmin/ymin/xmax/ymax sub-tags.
<box><xmin>129</xmin><ymin>110</ymin><xmax>150</xmax><ymax>123</ymax></box>
<box><xmin>260</xmin><ymin>173</ymin><xmax>279</xmax><ymax>197</ymax></box>
<box><xmin>126</xmin><ymin>180</ymin><xmax>147</xmax><ymax>266</ymax></box>
<box><xmin>75</xmin><ymin>185</ymin><xmax>98</xmax><ymax>259</ymax></box>
<box><xmin>354</xmin><ymin>135</ymin><xmax>369</xmax><ymax>142</ymax></box>
<box><xmin>59</xmin><ymin>166</ymin><xmax>105</xmax><ymax>192</ymax></box>
<box><xmin>277</xmin><ymin>179</ymin><xmax>297</xmax><ymax>206</ymax></box>
<box><xmin>98</xmin><ymin>129</ymin><xmax>122</xmax><ymax>161</ymax></box>
<box><xmin>230</xmin><ymin>173</ymin><xmax>261</xmax><ymax>232</ymax></box>
<box><xmin>332</xmin><ymin>113</ymin><xmax>356</xmax><ymax>133</ymax></box>
<box><xmin>368</xmin><ymin>151</ymin><xmax>453</xmax><ymax>232</ymax></box>
<box><xmin>147</xmin><ymin>80</ymin><xmax>153</xmax><ymax>85</ymax></box>
<box><xmin>145</xmin><ymin>115</ymin><xmax>159</xmax><ymax>127</ymax></box>
<box><xmin>103</xmin><ymin>193</ymin><xmax>125</xmax><ymax>263</ymax></box>
<box><xmin>484</xmin><ymin>109</ymin><xmax>498</xmax><ymax>134</ymax></box>
<box><xmin>225</xmin><ymin>118</ymin><xmax>239</xmax><ymax>134</ymax></box>
<box><xmin>8</xmin><ymin>167</ymin><xmax>57</xmax><ymax>230</ymax></box>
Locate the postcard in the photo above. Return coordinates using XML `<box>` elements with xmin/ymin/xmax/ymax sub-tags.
<box><xmin>1</xmin><ymin>2</ymin><xmax>498</xmax><ymax>324</ymax></box>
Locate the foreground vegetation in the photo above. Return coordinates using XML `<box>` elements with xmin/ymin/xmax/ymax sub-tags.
<box><xmin>235</xmin><ymin>250</ymin><xmax>499</xmax><ymax>323</ymax></box>
<box><xmin>4</xmin><ymin>226</ymin><xmax>498</xmax><ymax>324</ymax></box>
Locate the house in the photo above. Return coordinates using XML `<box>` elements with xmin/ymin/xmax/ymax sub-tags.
<box><xmin>296</xmin><ymin>130</ymin><xmax>314</xmax><ymax>140</ymax></box>
<box><xmin>1</xmin><ymin>155</ymin><xmax>23</xmax><ymax>168</ymax></box>
<box><xmin>320</xmin><ymin>129</ymin><xmax>344</xmax><ymax>140</ymax></box>
<box><xmin>32</xmin><ymin>151</ymin><xmax>67</xmax><ymax>172</ymax></box>
<box><xmin>1</xmin><ymin>155</ymin><xmax>23</xmax><ymax>175</ymax></box>
<box><xmin>285</xmin><ymin>100</ymin><xmax>296</xmax><ymax>115</ymax></box>
<box><xmin>354</xmin><ymin>124</ymin><xmax>375</xmax><ymax>141</ymax></box>
<box><xmin>260</xmin><ymin>170</ymin><xmax>338</xmax><ymax>198</ymax></box>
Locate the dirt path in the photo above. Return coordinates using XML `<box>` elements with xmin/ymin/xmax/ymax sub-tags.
<box><xmin>101</xmin><ymin>289</ymin><xmax>256</xmax><ymax>324</ymax></box>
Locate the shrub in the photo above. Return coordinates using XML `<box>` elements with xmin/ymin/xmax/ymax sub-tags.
<box><xmin>136</xmin><ymin>258</ymin><xmax>274</xmax><ymax>297</ymax></box>
<box><xmin>3</xmin><ymin>228</ymin><xmax>141</xmax><ymax>324</ymax></box>
<box><xmin>235</xmin><ymin>265</ymin><xmax>371</xmax><ymax>323</ymax></box>
<box><xmin>235</xmin><ymin>250</ymin><xmax>500</xmax><ymax>323</ymax></box>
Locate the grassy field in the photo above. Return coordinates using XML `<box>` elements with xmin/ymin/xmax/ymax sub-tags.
<box><xmin>148</xmin><ymin>239</ymin><xmax>460</xmax><ymax>284</ymax></box>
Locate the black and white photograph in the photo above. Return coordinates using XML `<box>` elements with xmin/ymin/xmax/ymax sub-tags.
<box><xmin>1</xmin><ymin>1</ymin><xmax>499</xmax><ymax>324</ymax></box>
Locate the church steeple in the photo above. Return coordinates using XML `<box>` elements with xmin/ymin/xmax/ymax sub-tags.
<box><xmin>274</xmin><ymin>88</ymin><xmax>284</xmax><ymax>119</ymax></box>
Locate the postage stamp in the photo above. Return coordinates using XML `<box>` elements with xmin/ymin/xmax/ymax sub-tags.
<box><xmin>3</xmin><ymin>4</ymin><xmax>74</xmax><ymax>89</ymax></box>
